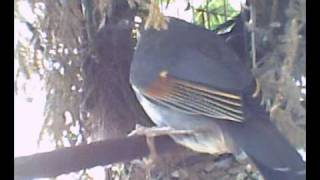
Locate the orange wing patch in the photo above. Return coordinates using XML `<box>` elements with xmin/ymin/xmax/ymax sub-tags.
<box><xmin>144</xmin><ymin>71</ymin><xmax>175</xmax><ymax>98</ymax></box>
<box><xmin>143</xmin><ymin>71</ymin><xmax>245</xmax><ymax>122</ymax></box>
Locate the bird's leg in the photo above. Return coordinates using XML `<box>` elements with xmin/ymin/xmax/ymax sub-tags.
<box><xmin>144</xmin><ymin>135</ymin><xmax>157</xmax><ymax>180</ymax></box>
<box><xmin>128</xmin><ymin>124</ymin><xmax>194</xmax><ymax>179</ymax></box>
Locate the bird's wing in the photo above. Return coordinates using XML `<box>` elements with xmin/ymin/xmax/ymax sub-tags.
<box><xmin>142</xmin><ymin>71</ymin><xmax>257</xmax><ymax>122</ymax></box>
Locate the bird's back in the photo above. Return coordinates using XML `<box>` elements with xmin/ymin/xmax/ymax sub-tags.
<box><xmin>131</xmin><ymin>17</ymin><xmax>254</xmax><ymax>93</ymax></box>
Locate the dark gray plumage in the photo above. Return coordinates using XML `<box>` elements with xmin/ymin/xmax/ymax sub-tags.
<box><xmin>130</xmin><ymin>17</ymin><xmax>305</xmax><ymax>180</ymax></box>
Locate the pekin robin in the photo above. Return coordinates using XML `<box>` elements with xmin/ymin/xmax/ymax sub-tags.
<box><xmin>130</xmin><ymin>17</ymin><xmax>305</xmax><ymax>180</ymax></box>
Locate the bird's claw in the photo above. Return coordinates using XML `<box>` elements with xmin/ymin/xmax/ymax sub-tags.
<box><xmin>128</xmin><ymin>124</ymin><xmax>194</xmax><ymax>137</ymax></box>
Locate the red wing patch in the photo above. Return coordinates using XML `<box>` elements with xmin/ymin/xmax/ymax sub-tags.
<box><xmin>143</xmin><ymin>72</ymin><xmax>245</xmax><ymax>122</ymax></box>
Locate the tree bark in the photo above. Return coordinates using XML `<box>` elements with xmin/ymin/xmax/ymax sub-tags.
<box><xmin>81</xmin><ymin>0</ymin><xmax>152</xmax><ymax>140</ymax></box>
<box><xmin>15</xmin><ymin>135</ymin><xmax>181</xmax><ymax>179</ymax></box>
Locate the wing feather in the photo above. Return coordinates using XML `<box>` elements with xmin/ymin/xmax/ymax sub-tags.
<box><xmin>144</xmin><ymin>72</ymin><xmax>246</xmax><ymax>122</ymax></box>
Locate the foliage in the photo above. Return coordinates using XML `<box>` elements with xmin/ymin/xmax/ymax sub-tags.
<box><xmin>14</xmin><ymin>0</ymin><xmax>240</xmax><ymax>153</ymax></box>
<box><xmin>14</xmin><ymin>0</ymin><xmax>305</xmax><ymax>179</ymax></box>
<box><xmin>192</xmin><ymin>0</ymin><xmax>239</xmax><ymax>30</ymax></box>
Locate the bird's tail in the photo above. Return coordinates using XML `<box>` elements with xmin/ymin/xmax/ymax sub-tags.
<box><xmin>224</xmin><ymin>92</ymin><xmax>305</xmax><ymax>180</ymax></box>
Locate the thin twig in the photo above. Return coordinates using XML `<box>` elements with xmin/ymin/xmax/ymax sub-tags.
<box><xmin>250</xmin><ymin>0</ymin><xmax>257</xmax><ymax>68</ymax></box>
<box><xmin>223</xmin><ymin>0</ymin><xmax>227</xmax><ymax>22</ymax></box>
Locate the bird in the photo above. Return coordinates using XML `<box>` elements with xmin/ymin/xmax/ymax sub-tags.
<box><xmin>129</xmin><ymin>17</ymin><xmax>305</xmax><ymax>180</ymax></box>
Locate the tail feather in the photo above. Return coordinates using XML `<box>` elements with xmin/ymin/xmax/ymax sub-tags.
<box><xmin>222</xmin><ymin>93</ymin><xmax>306</xmax><ymax>180</ymax></box>
<box><xmin>250</xmin><ymin>155</ymin><xmax>305</xmax><ymax>180</ymax></box>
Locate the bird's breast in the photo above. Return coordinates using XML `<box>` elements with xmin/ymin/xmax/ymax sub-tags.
<box><xmin>132</xmin><ymin>85</ymin><xmax>232</xmax><ymax>155</ymax></box>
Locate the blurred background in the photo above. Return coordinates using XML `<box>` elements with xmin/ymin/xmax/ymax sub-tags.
<box><xmin>14</xmin><ymin>0</ymin><xmax>305</xmax><ymax>179</ymax></box>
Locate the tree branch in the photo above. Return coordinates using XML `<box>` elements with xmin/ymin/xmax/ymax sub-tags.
<box><xmin>15</xmin><ymin>135</ymin><xmax>181</xmax><ymax>179</ymax></box>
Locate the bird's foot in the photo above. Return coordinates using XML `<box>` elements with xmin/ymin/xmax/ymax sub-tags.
<box><xmin>128</xmin><ymin>124</ymin><xmax>193</xmax><ymax>179</ymax></box>
<box><xmin>129</xmin><ymin>124</ymin><xmax>194</xmax><ymax>137</ymax></box>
